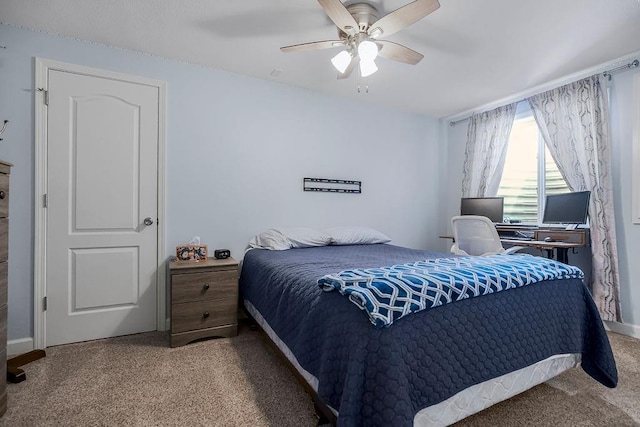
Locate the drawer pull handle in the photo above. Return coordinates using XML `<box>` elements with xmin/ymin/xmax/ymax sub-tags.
<box><xmin>202</xmin><ymin>311</ymin><xmax>210</xmax><ymax>319</ymax></box>
<box><xmin>0</xmin><ymin>191</ymin><xmax>4</xmax><ymax>199</ymax></box>
<box><xmin>203</xmin><ymin>284</ymin><xmax>210</xmax><ymax>291</ymax></box>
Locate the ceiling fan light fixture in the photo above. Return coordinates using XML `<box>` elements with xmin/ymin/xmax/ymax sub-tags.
<box><xmin>360</xmin><ymin>59</ymin><xmax>378</xmax><ymax>77</ymax></box>
<box><xmin>369</xmin><ymin>27</ymin><xmax>383</xmax><ymax>38</ymax></box>
<box><xmin>281</xmin><ymin>0</ymin><xmax>438</xmax><ymax>79</ymax></box>
<box><xmin>358</xmin><ymin>40</ymin><xmax>379</xmax><ymax>61</ymax></box>
<box><xmin>331</xmin><ymin>50</ymin><xmax>352</xmax><ymax>73</ymax></box>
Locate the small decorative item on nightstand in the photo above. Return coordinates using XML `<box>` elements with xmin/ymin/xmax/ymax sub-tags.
<box><xmin>175</xmin><ymin>236</ymin><xmax>208</xmax><ymax>262</ymax></box>
<box><xmin>169</xmin><ymin>257</ymin><xmax>239</xmax><ymax>347</ymax></box>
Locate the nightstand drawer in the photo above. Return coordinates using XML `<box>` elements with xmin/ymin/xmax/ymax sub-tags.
<box><xmin>171</xmin><ymin>299</ymin><xmax>237</xmax><ymax>333</ymax></box>
<box><xmin>172</xmin><ymin>270</ymin><xmax>237</xmax><ymax>304</ymax></box>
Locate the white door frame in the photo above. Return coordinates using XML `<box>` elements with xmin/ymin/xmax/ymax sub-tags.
<box><xmin>34</xmin><ymin>58</ymin><xmax>167</xmax><ymax>349</ymax></box>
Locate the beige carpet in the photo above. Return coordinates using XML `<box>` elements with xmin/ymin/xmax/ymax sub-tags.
<box><xmin>1</xmin><ymin>325</ymin><xmax>638</xmax><ymax>426</ymax></box>
<box><xmin>456</xmin><ymin>331</ymin><xmax>640</xmax><ymax>426</ymax></box>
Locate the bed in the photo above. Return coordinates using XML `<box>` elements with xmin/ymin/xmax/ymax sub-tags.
<box><xmin>239</xmin><ymin>241</ymin><xmax>617</xmax><ymax>426</ymax></box>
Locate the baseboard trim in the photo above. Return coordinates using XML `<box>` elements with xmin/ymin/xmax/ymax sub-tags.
<box><xmin>7</xmin><ymin>337</ymin><xmax>35</xmax><ymax>357</ymax></box>
<box><xmin>604</xmin><ymin>321</ymin><xmax>640</xmax><ymax>339</ymax></box>
<box><xmin>6</xmin><ymin>321</ymin><xmax>634</xmax><ymax>355</ymax></box>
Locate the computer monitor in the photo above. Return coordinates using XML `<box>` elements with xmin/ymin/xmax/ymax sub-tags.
<box><xmin>460</xmin><ymin>197</ymin><xmax>504</xmax><ymax>223</ymax></box>
<box><xmin>542</xmin><ymin>191</ymin><xmax>590</xmax><ymax>226</ymax></box>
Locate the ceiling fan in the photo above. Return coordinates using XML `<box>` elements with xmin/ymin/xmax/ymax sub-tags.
<box><xmin>281</xmin><ymin>0</ymin><xmax>440</xmax><ymax>79</ymax></box>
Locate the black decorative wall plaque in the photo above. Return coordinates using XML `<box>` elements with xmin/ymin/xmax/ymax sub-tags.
<box><xmin>303</xmin><ymin>178</ymin><xmax>361</xmax><ymax>194</ymax></box>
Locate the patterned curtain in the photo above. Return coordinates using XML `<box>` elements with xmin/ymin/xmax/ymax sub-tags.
<box><xmin>461</xmin><ymin>103</ymin><xmax>518</xmax><ymax>197</ymax></box>
<box><xmin>528</xmin><ymin>75</ymin><xmax>621</xmax><ymax>322</ymax></box>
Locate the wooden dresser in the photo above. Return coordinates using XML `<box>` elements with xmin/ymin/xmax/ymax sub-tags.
<box><xmin>169</xmin><ymin>257</ymin><xmax>238</xmax><ymax>347</ymax></box>
<box><xmin>0</xmin><ymin>160</ymin><xmax>11</xmax><ymax>417</ymax></box>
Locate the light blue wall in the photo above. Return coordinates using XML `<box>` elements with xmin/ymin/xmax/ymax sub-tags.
<box><xmin>609</xmin><ymin>69</ymin><xmax>640</xmax><ymax>330</ymax></box>
<box><xmin>445</xmin><ymin>70</ymin><xmax>640</xmax><ymax>334</ymax></box>
<box><xmin>0</xmin><ymin>24</ymin><xmax>442</xmax><ymax>341</ymax></box>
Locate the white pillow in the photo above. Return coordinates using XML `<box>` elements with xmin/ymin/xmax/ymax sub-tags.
<box><xmin>248</xmin><ymin>227</ymin><xmax>331</xmax><ymax>250</ymax></box>
<box><xmin>324</xmin><ymin>226</ymin><xmax>391</xmax><ymax>245</ymax></box>
<box><xmin>278</xmin><ymin>227</ymin><xmax>332</xmax><ymax>248</ymax></box>
<box><xmin>248</xmin><ymin>229</ymin><xmax>291</xmax><ymax>251</ymax></box>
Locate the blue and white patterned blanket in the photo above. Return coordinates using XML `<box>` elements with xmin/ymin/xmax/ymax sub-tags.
<box><xmin>318</xmin><ymin>254</ymin><xmax>584</xmax><ymax>328</ymax></box>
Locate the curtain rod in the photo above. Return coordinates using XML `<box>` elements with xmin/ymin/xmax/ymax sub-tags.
<box><xmin>448</xmin><ymin>58</ymin><xmax>640</xmax><ymax>127</ymax></box>
<box><xmin>603</xmin><ymin>59</ymin><xmax>639</xmax><ymax>80</ymax></box>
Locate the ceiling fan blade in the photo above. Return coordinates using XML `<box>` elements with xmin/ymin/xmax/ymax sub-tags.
<box><xmin>368</xmin><ymin>0</ymin><xmax>440</xmax><ymax>39</ymax></box>
<box><xmin>376</xmin><ymin>40</ymin><xmax>424</xmax><ymax>65</ymax></box>
<box><xmin>318</xmin><ymin>0</ymin><xmax>359</xmax><ymax>35</ymax></box>
<box><xmin>280</xmin><ymin>40</ymin><xmax>345</xmax><ymax>53</ymax></box>
<box><xmin>337</xmin><ymin>56</ymin><xmax>357</xmax><ymax>79</ymax></box>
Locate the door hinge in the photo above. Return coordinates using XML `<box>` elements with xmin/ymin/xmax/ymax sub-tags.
<box><xmin>37</xmin><ymin>88</ymin><xmax>49</xmax><ymax>106</ymax></box>
<box><xmin>43</xmin><ymin>193</ymin><xmax>48</xmax><ymax>208</ymax></box>
<box><xmin>43</xmin><ymin>296</ymin><xmax>47</xmax><ymax>311</ymax></box>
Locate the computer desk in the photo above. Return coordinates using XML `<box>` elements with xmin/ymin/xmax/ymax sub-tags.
<box><xmin>498</xmin><ymin>226</ymin><xmax>588</xmax><ymax>264</ymax></box>
<box><xmin>440</xmin><ymin>227</ymin><xmax>588</xmax><ymax>264</ymax></box>
<box><xmin>499</xmin><ymin>238</ymin><xmax>583</xmax><ymax>264</ymax></box>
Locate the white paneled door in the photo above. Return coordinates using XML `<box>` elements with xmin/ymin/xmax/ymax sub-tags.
<box><xmin>45</xmin><ymin>68</ymin><xmax>159</xmax><ymax>346</ymax></box>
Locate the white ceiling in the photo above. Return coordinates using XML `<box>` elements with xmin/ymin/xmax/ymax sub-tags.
<box><xmin>2</xmin><ymin>0</ymin><xmax>640</xmax><ymax>118</ymax></box>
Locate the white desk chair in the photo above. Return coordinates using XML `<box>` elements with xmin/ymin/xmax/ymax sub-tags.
<box><xmin>451</xmin><ymin>215</ymin><xmax>524</xmax><ymax>256</ymax></box>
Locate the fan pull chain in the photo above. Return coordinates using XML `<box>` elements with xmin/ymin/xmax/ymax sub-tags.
<box><xmin>356</xmin><ymin>85</ymin><xmax>369</xmax><ymax>94</ymax></box>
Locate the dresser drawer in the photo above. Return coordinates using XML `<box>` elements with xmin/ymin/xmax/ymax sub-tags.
<box><xmin>171</xmin><ymin>298</ymin><xmax>237</xmax><ymax>333</ymax></box>
<box><xmin>0</xmin><ymin>173</ymin><xmax>8</xmax><ymax>218</ymax></box>
<box><xmin>0</xmin><ymin>304</ymin><xmax>5</xmax><ymax>349</ymax></box>
<box><xmin>0</xmin><ymin>263</ymin><xmax>6</xmax><ymax>307</ymax></box>
<box><xmin>171</xmin><ymin>269</ymin><xmax>237</xmax><ymax>304</ymax></box>
<box><xmin>0</xmin><ymin>347</ymin><xmax>5</xmax><ymax>413</ymax></box>
<box><xmin>0</xmin><ymin>219</ymin><xmax>7</xmax><ymax>263</ymax></box>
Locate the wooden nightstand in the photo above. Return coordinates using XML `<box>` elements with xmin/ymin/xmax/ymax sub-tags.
<box><xmin>169</xmin><ymin>257</ymin><xmax>238</xmax><ymax>347</ymax></box>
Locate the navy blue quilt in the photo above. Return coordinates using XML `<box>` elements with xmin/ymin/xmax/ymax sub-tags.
<box><xmin>239</xmin><ymin>244</ymin><xmax>617</xmax><ymax>427</ymax></box>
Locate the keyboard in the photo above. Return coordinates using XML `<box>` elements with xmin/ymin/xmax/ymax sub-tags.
<box><xmin>495</xmin><ymin>223</ymin><xmax>538</xmax><ymax>228</ymax></box>
<box><xmin>503</xmin><ymin>236</ymin><xmax>533</xmax><ymax>241</ymax></box>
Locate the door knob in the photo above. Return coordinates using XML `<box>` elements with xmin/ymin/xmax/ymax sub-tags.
<box><xmin>144</xmin><ymin>217</ymin><xmax>154</xmax><ymax>226</ymax></box>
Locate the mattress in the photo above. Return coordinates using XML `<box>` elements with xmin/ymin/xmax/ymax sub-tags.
<box><xmin>413</xmin><ymin>353</ymin><xmax>581</xmax><ymax>426</ymax></box>
<box><xmin>245</xmin><ymin>298</ymin><xmax>580</xmax><ymax>426</ymax></box>
<box><xmin>239</xmin><ymin>244</ymin><xmax>617</xmax><ymax>426</ymax></box>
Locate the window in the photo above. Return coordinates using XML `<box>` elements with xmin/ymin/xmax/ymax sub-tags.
<box><xmin>497</xmin><ymin>109</ymin><xmax>569</xmax><ymax>224</ymax></box>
